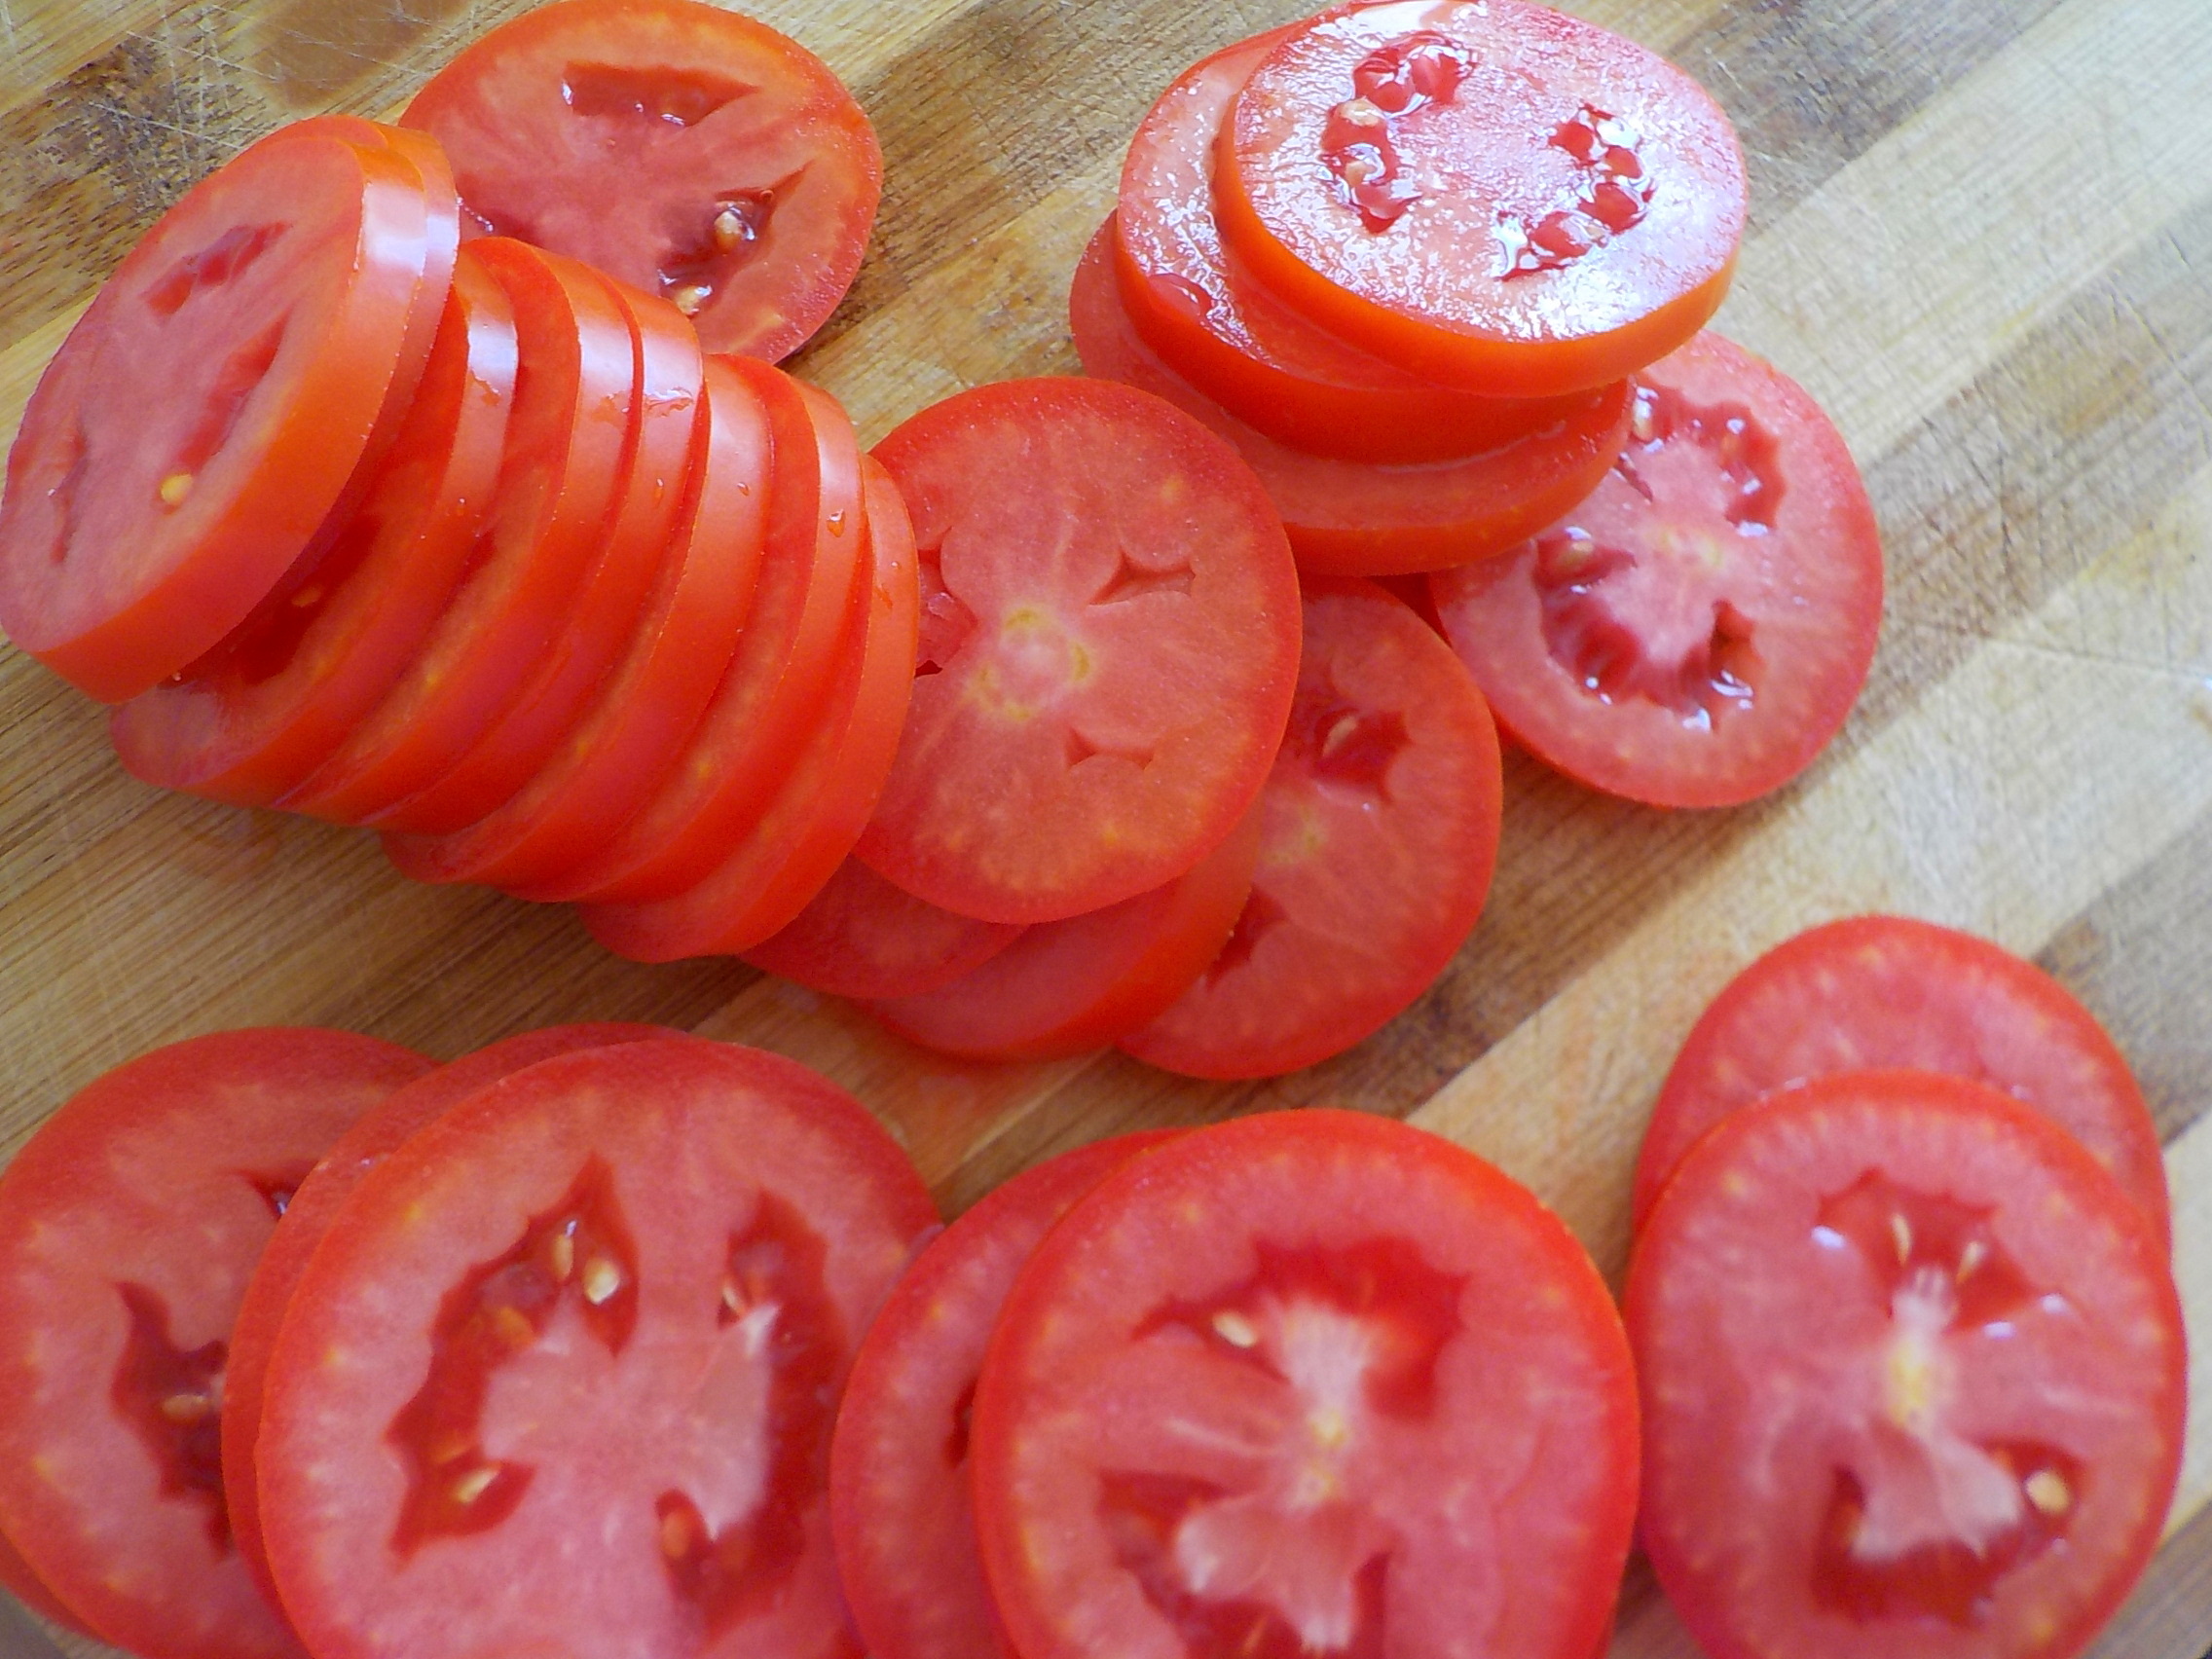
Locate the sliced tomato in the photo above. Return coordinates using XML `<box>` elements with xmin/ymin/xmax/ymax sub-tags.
<box><xmin>383</xmin><ymin>356</ymin><xmax>769</xmax><ymax>889</ymax></box>
<box><xmin>743</xmin><ymin>858</ymin><xmax>1022</xmax><ymax>1001</ymax></box>
<box><xmin>0</xmin><ymin>1029</ymin><xmax>431</xmax><ymax>1659</ymax></box>
<box><xmin>1431</xmin><ymin>330</ymin><xmax>1884</xmax><ymax>808</ymax></box>
<box><xmin>403</xmin><ymin>0</ymin><xmax>880</xmax><ymax>362</ymax></box>
<box><xmin>1075</xmin><ymin>220</ymin><xmax>1632</xmax><ymax>576</ymax></box>
<box><xmin>1627</xmin><ymin>1071</ymin><xmax>2185</xmax><ymax>1659</ymax></box>
<box><xmin>1633</xmin><ymin>917</ymin><xmax>2170</xmax><ymax>1246</ymax></box>
<box><xmin>1118</xmin><ymin>30</ymin><xmax>1592</xmax><ymax>463</ymax></box>
<box><xmin>520</xmin><ymin>365</ymin><xmax>867</xmax><ymax>904</ymax></box>
<box><xmin>258</xmin><ymin>1039</ymin><xmax>937</xmax><ymax>1659</ymax></box>
<box><xmin>0</xmin><ymin>126</ymin><xmax>450</xmax><ymax>702</ymax></box>
<box><xmin>1217</xmin><ymin>0</ymin><xmax>1746</xmax><ymax>397</ymax></box>
<box><xmin>857</xmin><ymin>378</ymin><xmax>1301</xmax><ymax>925</ymax></box>
<box><xmin>221</xmin><ymin>1024</ymin><xmax>674</xmax><ymax>1608</ymax></box>
<box><xmin>973</xmin><ymin>1110</ymin><xmax>1638</xmax><ymax>1659</ymax></box>
<box><xmin>868</xmin><ymin>806</ymin><xmax>1260</xmax><ymax>1063</ymax></box>
<box><xmin>581</xmin><ymin>457</ymin><xmax>920</xmax><ymax>960</ymax></box>
<box><xmin>832</xmin><ymin>1130</ymin><xmax>1180</xmax><ymax>1659</ymax></box>
<box><xmin>0</xmin><ymin>1526</ymin><xmax>94</xmax><ymax>1636</ymax></box>
<box><xmin>1123</xmin><ymin>581</ymin><xmax>1501</xmax><ymax>1080</ymax></box>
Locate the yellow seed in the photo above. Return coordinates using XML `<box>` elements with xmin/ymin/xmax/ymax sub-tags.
<box><xmin>670</xmin><ymin>284</ymin><xmax>710</xmax><ymax>317</ymax></box>
<box><xmin>721</xmin><ymin>1278</ymin><xmax>745</xmax><ymax>1315</ymax></box>
<box><xmin>660</xmin><ymin>1507</ymin><xmax>695</xmax><ymax>1558</ymax></box>
<box><xmin>1890</xmin><ymin>1212</ymin><xmax>1913</xmax><ymax>1262</ymax></box>
<box><xmin>426</xmin><ymin>1431</ymin><xmax>473</xmax><ymax>1468</ymax></box>
<box><xmin>712</xmin><ymin>208</ymin><xmax>748</xmax><ymax>252</ymax></box>
<box><xmin>450</xmin><ymin>1467</ymin><xmax>498</xmax><ymax>1506</ymax></box>
<box><xmin>2025</xmin><ymin>1469</ymin><xmax>2072</xmax><ymax>1515</ymax></box>
<box><xmin>158</xmin><ymin>1393</ymin><xmax>212</xmax><ymax>1423</ymax></box>
<box><xmin>159</xmin><ymin>472</ymin><xmax>195</xmax><ymax>507</ymax></box>
<box><xmin>582</xmin><ymin>1257</ymin><xmax>623</xmax><ymax>1305</ymax></box>
<box><xmin>1211</xmin><ymin>1310</ymin><xmax>1259</xmax><ymax>1348</ymax></box>
<box><xmin>492</xmin><ymin>1306</ymin><xmax>535</xmax><ymax>1347</ymax></box>
<box><xmin>548</xmin><ymin>1231</ymin><xmax>575</xmax><ymax>1280</ymax></box>
<box><xmin>1957</xmin><ymin>1239</ymin><xmax>1987</xmax><ymax>1280</ymax></box>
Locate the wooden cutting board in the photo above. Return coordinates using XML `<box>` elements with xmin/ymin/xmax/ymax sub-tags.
<box><xmin>1</xmin><ymin>0</ymin><xmax>2207</xmax><ymax>1654</ymax></box>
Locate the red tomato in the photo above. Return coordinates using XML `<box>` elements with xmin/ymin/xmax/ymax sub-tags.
<box><xmin>404</xmin><ymin>0</ymin><xmax>879</xmax><ymax>362</ymax></box>
<box><xmin>1217</xmin><ymin>0</ymin><xmax>1747</xmax><ymax>397</ymax></box>
<box><xmin>1431</xmin><ymin>330</ymin><xmax>1884</xmax><ymax>808</ymax></box>
<box><xmin>1118</xmin><ymin>30</ymin><xmax>1591</xmax><ymax>463</ymax></box>
<box><xmin>1627</xmin><ymin>1071</ymin><xmax>2185</xmax><ymax>1659</ymax></box>
<box><xmin>519</xmin><ymin>364</ymin><xmax>868</xmax><ymax>905</ymax></box>
<box><xmin>857</xmin><ymin>378</ymin><xmax>1301</xmax><ymax>925</ymax></box>
<box><xmin>1634</xmin><ymin>917</ymin><xmax>2171</xmax><ymax>1245</ymax></box>
<box><xmin>0</xmin><ymin>1526</ymin><xmax>94</xmax><ymax>1636</ymax></box>
<box><xmin>258</xmin><ymin>1039</ymin><xmax>937</xmax><ymax>1659</ymax></box>
<box><xmin>973</xmin><ymin>1110</ymin><xmax>1638</xmax><ymax>1659</ymax></box>
<box><xmin>220</xmin><ymin>1024</ymin><xmax>674</xmax><ymax>1607</ymax></box>
<box><xmin>383</xmin><ymin>356</ymin><xmax>770</xmax><ymax>890</ymax></box>
<box><xmin>1123</xmin><ymin>581</ymin><xmax>1501</xmax><ymax>1080</ymax></box>
<box><xmin>868</xmin><ymin>807</ymin><xmax>1260</xmax><ymax>1063</ymax></box>
<box><xmin>0</xmin><ymin>1029</ymin><xmax>431</xmax><ymax>1659</ymax></box>
<box><xmin>831</xmin><ymin>1131</ymin><xmax>1180</xmax><ymax>1659</ymax></box>
<box><xmin>1074</xmin><ymin>220</ymin><xmax>1632</xmax><ymax>576</ymax></box>
<box><xmin>0</xmin><ymin>126</ymin><xmax>452</xmax><ymax>702</ymax></box>
<box><xmin>743</xmin><ymin>858</ymin><xmax>1022</xmax><ymax>1001</ymax></box>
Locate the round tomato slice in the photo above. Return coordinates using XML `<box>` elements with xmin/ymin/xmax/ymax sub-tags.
<box><xmin>1627</xmin><ymin>1071</ymin><xmax>2185</xmax><ymax>1659</ymax></box>
<box><xmin>1123</xmin><ymin>581</ymin><xmax>1501</xmax><ymax>1081</ymax></box>
<box><xmin>1074</xmin><ymin>220</ymin><xmax>1632</xmax><ymax>576</ymax></box>
<box><xmin>857</xmin><ymin>378</ymin><xmax>1301</xmax><ymax>925</ymax></box>
<box><xmin>1632</xmin><ymin>917</ymin><xmax>2169</xmax><ymax>1246</ymax></box>
<box><xmin>258</xmin><ymin>1039</ymin><xmax>938</xmax><ymax>1659</ymax></box>
<box><xmin>403</xmin><ymin>0</ymin><xmax>880</xmax><ymax>362</ymax></box>
<box><xmin>974</xmin><ymin>1110</ymin><xmax>1638</xmax><ymax>1659</ymax></box>
<box><xmin>831</xmin><ymin>1130</ymin><xmax>1180</xmax><ymax>1659</ymax></box>
<box><xmin>0</xmin><ymin>1029</ymin><xmax>431</xmax><ymax>1659</ymax></box>
<box><xmin>1431</xmin><ymin>330</ymin><xmax>1884</xmax><ymax>808</ymax></box>
<box><xmin>0</xmin><ymin>126</ymin><xmax>448</xmax><ymax>702</ymax></box>
<box><xmin>743</xmin><ymin>858</ymin><xmax>1022</xmax><ymax>1001</ymax></box>
<box><xmin>383</xmin><ymin>356</ymin><xmax>770</xmax><ymax>890</ymax></box>
<box><xmin>110</xmin><ymin>249</ymin><xmax>520</xmax><ymax>807</ymax></box>
<box><xmin>521</xmin><ymin>364</ymin><xmax>867</xmax><ymax>905</ymax></box>
<box><xmin>1119</xmin><ymin>30</ymin><xmax>1592</xmax><ymax>463</ymax></box>
<box><xmin>1217</xmin><ymin>0</ymin><xmax>1747</xmax><ymax>397</ymax></box>
<box><xmin>221</xmin><ymin>1024</ymin><xmax>673</xmax><ymax>1608</ymax></box>
<box><xmin>869</xmin><ymin>806</ymin><xmax>1260</xmax><ymax>1063</ymax></box>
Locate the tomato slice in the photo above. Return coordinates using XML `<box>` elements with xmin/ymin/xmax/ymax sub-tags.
<box><xmin>0</xmin><ymin>1526</ymin><xmax>95</xmax><ymax>1636</ymax></box>
<box><xmin>742</xmin><ymin>858</ymin><xmax>1023</xmax><ymax>1001</ymax></box>
<box><xmin>1633</xmin><ymin>916</ymin><xmax>2170</xmax><ymax>1247</ymax></box>
<box><xmin>974</xmin><ymin>1110</ymin><xmax>1638</xmax><ymax>1659</ymax></box>
<box><xmin>1118</xmin><ymin>30</ymin><xmax>1593</xmax><ymax>463</ymax></box>
<box><xmin>258</xmin><ymin>1039</ymin><xmax>937</xmax><ymax>1659</ymax></box>
<box><xmin>831</xmin><ymin>1130</ymin><xmax>1180</xmax><ymax>1659</ymax></box>
<box><xmin>221</xmin><ymin>1024</ymin><xmax>674</xmax><ymax>1608</ymax></box>
<box><xmin>1217</xmin><ymin>0</ymin><xmax>1747</xmax><ymax>397</ymax></box>
<box><xmin>1123</xmin><ymin>581</ymin><xmax>1501</xmax><ymax>1081</ymax></box>
<box><xmin>383</xmin><ymin>356</ymin><xmax>770</xmax><ymax>890</ymax></box>
<box><xmin>857</xmin><ymin>378</ymin><xmax>1301</xmax><ymax>925</ymax></box>
<box><xmin>1627</xmin><ymin>1071</ymin><xmax>2185</xmax><ymax>1659</ymax></box>
<box><xmin>0</xmin><ymin>126</ymin><xmax>449</xmax><ymax>702</ymax></box>
<box><xmin>580</xmin><ymin>457</ymin><xmax>920</xmax><ymax>960</ymax></box>
<box><xmin>868</xmin><ymin>806</ymin><xmax>1260</xmax><ymax>1063</ymax></box>
<box><xmin>403</xmin><ymin>0</ymin><xmax>880</xmax><ymax>362</ymax></box>
<box><xmin>0</xmin><ymin>1029</ymin><xmax>431</xmax><ymax>1659</ymax></box>
<box><xmin>520</xmin><ymin>364</ymin><xmax>868</xmax><ymax>905</ymax></box>
<box><xmin>1431</xmin><ymin>330</ymin><xmax>1884</xmax><ymax>808</ymax></box>
<box><xmin>1075</xmin><ymin>220</ymin><xmax>1632</xmax><ymax>576</ymax></box>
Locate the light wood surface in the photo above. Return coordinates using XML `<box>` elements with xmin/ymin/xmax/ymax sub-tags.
<box><xmin>2</xmin><ymin>1</ymin><xmax>2208</xmax><ymax>1655</ymax></box>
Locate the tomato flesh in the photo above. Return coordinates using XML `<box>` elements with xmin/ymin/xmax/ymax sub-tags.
<box><xmin>0</xmin><ymin>1525</ymin><xmax>92</xmax><ymax>1635</ymax></box>
<box><xmin>743</xmin><ymin>858</ymin><xmax>1023</xmax><ymax>1001</ymax></box>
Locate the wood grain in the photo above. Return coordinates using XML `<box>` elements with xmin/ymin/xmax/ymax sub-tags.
<box><xmin>0</xmin><ymin>0</ymin><xmax>2207</xmax><ymax>1654</ymax></box>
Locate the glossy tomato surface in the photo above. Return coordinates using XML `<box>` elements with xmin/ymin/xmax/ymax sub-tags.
<box><xmin>974</xmin><ymin>1110</ymin><xmax>1638</xmax><ymax>1659</ymax></box>
<box><xmin>1432</xmin><ymin>330</ymin><xmax>1883</xmax><ymax>808</ymax></box>
<box><xmin>1628</xmin><ymin>1072</ymin><xmax>2185</xmax><ymax>1659</ymax></box>
<box><xmin>744</xmin><ymin>858</ymin><xmax>1022</xmax><ymax>1001</ymax></box>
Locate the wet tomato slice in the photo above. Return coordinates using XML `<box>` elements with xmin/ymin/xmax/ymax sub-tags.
<box><xmin>259</xmin><ymin>1039</ymin><xmax>937</xmax><ymax>1659</ymax></box>
<box><xmin>831</xmin><ymin>1131</ymin><xmax>1180</xmax><ymax>1659</ymax></box>
<box><xmin>974</xmin><ymin>1110</ymin><xmax>1638</xmax><ymax>1659</ymax></box>
<box><xmin>1634</xmin><ymin>917</ymin><xmax>2170</xmax><ymax>1245</ymax></box>
<box><xmin>1218</xmin><ymin>0</ymin><xmax>1747</xmax><ymax>397</ymax></box>
<box><xmin>1123</xmin><ymin>581</ymin><xmax>1501</xmax><ymax>1081</ymax></box>
<box><xmin>857</xmin><ymin>378</ymin><xmax>1301</xmax><ymax>925</ymax></box>
<box><xmin>743</xmin><ymin>858</ymin><xmax>1022</xmax><ymax>1002</ymax></box>
<box><xmin>1075</xmin><ymin>220</ymin><xmax>1631</xmax><ymax>576</ymax></box>
<box><xmin>0</xmin><ymin>126</ymin><xmax>452</xmax><ymax>702</ymax></box>
<box><xmin>404</xmin><ymin>0</ymin><xmax>879</xmax><ymax>362</ymax></box>
<box><xmin>1431</xmin><ymin>330</ymin><xmax>1884</xmax><ymax>808</ymax></box>
<box><xmin>1628</xmin><ymin>1071</ymin><xmax>2185</xmax><ymax>1659</ymax></box>
<box><xmin>0</xmin><ymin>1029</ymin><xmax>431</xmax><ymax>1659</ymax></box>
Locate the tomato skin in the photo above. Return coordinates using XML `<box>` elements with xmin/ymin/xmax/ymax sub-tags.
<box><xmin>1633</xmin><ymin>917</ymin><xmax>2170</xmax><ymax>1245</ymax></box>
<box><xmin>0</xmin><ymin>1525</ymin><xmax>96</xmax><ymax>1636</ymax></box>
<box><xmin>743</xmin><ymin>858</ymin><xmax>1023</xmax><ymax>1001</ymax></box>
<box><xmin>1627</xmin><ymin>1071</ymin><xmax>2185</xmax><ymax>1659</ymax></box>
